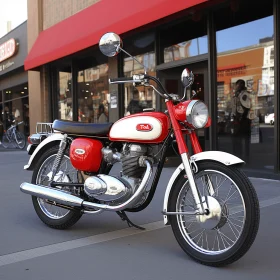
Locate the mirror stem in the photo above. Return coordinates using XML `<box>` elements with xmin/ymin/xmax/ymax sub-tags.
<box><xmin>119</xmin><ymin>46</ymin><xmax>147</xmax><ymax>74</ymax></box>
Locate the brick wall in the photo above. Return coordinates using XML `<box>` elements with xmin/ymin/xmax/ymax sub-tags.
<box><xmin>43</xmin><ymin>0</ymin><xmax>100</xmax><ymax>30</ymax></box>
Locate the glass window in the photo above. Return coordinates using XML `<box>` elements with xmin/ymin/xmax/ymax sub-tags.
<box><xmin>122</xmin><ymin>32</ymin><xmax>156</xmax><ymax>116</ymax></box>
<box><xmin>58</xmin><ymin>71</ymin><xmax>72</xmax><ymax>120</ymax></box>
<box><xmin>124</xmin><ymin>52</ymin><xmax>156</xmax><ymax>116</ymax></box>
<box><xmin>0</xmin><ymin>83</ymin><xmax>29</xmax><ymax>135</ymax></box>
<box><xmin>160</xmin><ymin>15</ymin><xmax>207</xmax><ymax>64</ymax></box>
<box><xmin>216</xmin><ymin>15</ymin><xmax>274</xmax><ymax>170</ymax></box>
<box><xmin>77</xmin><ymin>63</ymin><xmax>109</xmax><ymax>123</ymax></box>
<box><xmin>164</xmin><ymin>36</ymin><xmax>208</xmax><ymax>63</ymax></box>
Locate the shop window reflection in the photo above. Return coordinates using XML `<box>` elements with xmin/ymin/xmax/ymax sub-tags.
<box><xmin>58</xmin><ymin>72</ymin><xmax>72</xmax><ymax>120</ymax></box>
<box><xmin>216</xmin><ymin>16</ymin><xmax>274</xmax><ymax>170</ymax></box>
<box><xmin>124</xmin><ymin>52</ymin><xmax>156</xmax><ymax>116</ymax></box>
<box><xmin>164</xmin><ymin>36</ymin><xmax>208</xmax><ymax>63</ymax></box>
<box><xmin>77</xmin><ymin>63</ymin><xmax>109</xmax><ymax>123</ymax></box>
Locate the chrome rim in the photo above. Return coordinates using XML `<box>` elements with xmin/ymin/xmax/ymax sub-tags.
<box><xmin>36</xmin><ymin>154</ymin><xmax>79</xmax><ymax>219</ymax></box>
<box><xmin>176</xmin><ymin>170</ymin><xmax>246</xmax><ymax>255</ymax></box>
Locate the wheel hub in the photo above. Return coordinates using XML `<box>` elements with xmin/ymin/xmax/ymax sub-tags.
<box><xmin>196</xmin><ymin>196</ymin><xmax>223</xmax><ymax>229</ymax></box>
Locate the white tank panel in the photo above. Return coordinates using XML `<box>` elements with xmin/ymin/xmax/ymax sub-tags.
<box><xmin>109</xmin><ymin>116</ymin><xmax>162</xmax><ymax>141</ymax></box>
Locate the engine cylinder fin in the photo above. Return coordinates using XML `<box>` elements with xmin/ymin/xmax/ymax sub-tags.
<box><xmin>122</xmin><ymin>156</ymin><xmax>145</xmax><ymax>178</ymax></box>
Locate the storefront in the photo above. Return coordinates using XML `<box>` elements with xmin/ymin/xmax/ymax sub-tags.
<box><xmin>25</xmin><ymin>0</ymin><xmax>280</xmax><ymax>177</ymax></box>
<box><xmin>0</xmin><ymin>21</ymin><xmax>29</xmax><ymax>137</ymax></box>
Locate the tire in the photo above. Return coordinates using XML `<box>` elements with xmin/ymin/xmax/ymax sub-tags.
<box><xmin>16</xmin><ymin>131</ymin><xmax>26</xmax><ymax>149</ymax></box>
<box><xmin>31</xmin><ymin>146</ymin><xmax>83</xmax><ymax>229</ymax></box>
<box><xmin>169</xmin><ymin>161</ymin><xmax>260</xmax><ymax>267</ymax></box>
<box><xmin>1</xmin><ymin>134</ymin><xmax>9</xmax><ymax>148</ymax></box>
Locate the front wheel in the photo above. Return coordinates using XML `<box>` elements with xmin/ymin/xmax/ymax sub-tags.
<box><xmin>169</xmin><ymin>161</ymin><xmax>260</xmax><ymax>266</ymax></box>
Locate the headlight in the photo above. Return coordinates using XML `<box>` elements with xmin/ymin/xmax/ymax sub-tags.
<box><xmin>186</xmin><ymin>100</ymin><xmax>209</xmax><ymax>128</ymax></box>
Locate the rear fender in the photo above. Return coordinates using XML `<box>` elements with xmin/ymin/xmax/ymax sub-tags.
<box><xmin>24</xmin><ymin>133</ymin><xmax>64</xmax><ymax>170</ymax></box>
<box><xmin>163</xmin><ymin>151</ymin><xmax>244</xmax><ymax>225</ymax></box>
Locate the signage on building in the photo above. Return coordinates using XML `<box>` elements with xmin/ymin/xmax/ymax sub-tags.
<box><xmin>0</xmin><ymin>38</ymin><xmax>17</xmax><ymax>63</ymax></box>
<box><xmin>0</xmin><ymin>60</ymin><xmax>15</xmax><ymax>72</ymax></box>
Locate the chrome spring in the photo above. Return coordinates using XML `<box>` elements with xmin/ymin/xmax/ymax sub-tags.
<box><xmin>51</xmin><ymin>135</ymin><xmax>68</xmax><ymax>181</ymax></box>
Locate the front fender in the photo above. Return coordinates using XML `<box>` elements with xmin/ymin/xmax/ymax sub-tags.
<box><xmin>24</xmin><ymin>133</ymin><xmax>64</xmax><ymax>170</ymax></box>
<box><xmin>163</xmin><ymin>151</ymin><xmax>244</xmax><ymax>225</ymax></box>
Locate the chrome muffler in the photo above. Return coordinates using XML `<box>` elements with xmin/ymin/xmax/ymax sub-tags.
<box><xmin>20</xmin><ymin>183</ymin><xmax>84</xmax><ymax>207</ymax></box>
<box><xmin>20</xmin><ymin>160</ymin><xmax>152</xmax><ymax>212</ymax></box>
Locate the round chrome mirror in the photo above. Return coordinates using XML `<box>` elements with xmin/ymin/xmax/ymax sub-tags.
<box><xmin>99</xmin><ymin>32</ymin><xmax>123</xmax><ymax>57</ymax></box>
<box><xmin>181</xmin><ymin>68</ymin><xmax>194</xmax><ymax>88</ymax></box>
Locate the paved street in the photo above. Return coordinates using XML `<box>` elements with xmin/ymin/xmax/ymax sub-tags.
<box><xmin>0</xmin><ymin>151</ymin><xmax>279</xmax><ymax>279</ymax></box>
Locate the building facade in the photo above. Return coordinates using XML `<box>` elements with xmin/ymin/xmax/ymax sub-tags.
<box><xmin>0</xmin><ymin>21</ymin><xmax>29</xmax><ymax>137</ymax></box>
<box><xmin>25</xmin><ymin>0</ymin><xmax>280</xmax><ymax>177</ymax></box>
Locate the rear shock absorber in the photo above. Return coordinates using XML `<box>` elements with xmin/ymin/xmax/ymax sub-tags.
<box><xmin>51</xmin><ymin>134</ymin><xmax>68</xmax><ymax>181</ymax></box>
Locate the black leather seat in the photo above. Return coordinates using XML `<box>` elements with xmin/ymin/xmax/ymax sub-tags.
<box><xmin>52</xmin><ymin>120</ymin><xmax>113</xmax><ymax>136</ymax></box>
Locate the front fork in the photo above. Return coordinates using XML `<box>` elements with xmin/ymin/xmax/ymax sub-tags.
<box><xmin>166</xmin><ymin>101</ymin><xmax>207</xmax><ymax>215</ymax></box>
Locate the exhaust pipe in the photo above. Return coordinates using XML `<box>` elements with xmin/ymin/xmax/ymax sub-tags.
<box><xmin>20</xmin><ymin>160</ymin><xmax>152</xmax><ymax>212</ymax></box>
<box><xmin>20</xmin><ymin>183</ymin><xmax>84</xmax><ymax>207</ymax></box>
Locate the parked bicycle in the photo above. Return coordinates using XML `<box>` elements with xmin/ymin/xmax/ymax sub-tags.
<box><xmin>1</xmin><ymin>121</ymin><xmax>26</xmax><ymax>149</ymax></box>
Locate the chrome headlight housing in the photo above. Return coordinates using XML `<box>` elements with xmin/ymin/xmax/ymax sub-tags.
<box><xmin>186</xmin><ymin>100</ymin><xmax>209</xmax><ymax>128</ymax></box>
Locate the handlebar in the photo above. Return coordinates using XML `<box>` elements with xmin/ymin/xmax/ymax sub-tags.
<box><xmin>109</xmin><ymin>74</ymin><xmax>173</xmax><ymax>100</ymax></box>
<box><xmin>109</xmin><ymin>77</ymin><xmax>134</xmax><ymax>83</ymax></box>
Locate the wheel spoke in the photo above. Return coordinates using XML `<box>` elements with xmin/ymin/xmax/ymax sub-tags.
<box><xmin>175</xmin><ymin>167</ymin><xmax>248</xmax><ymax>255</ymax></box>
<box><xmin>36</xmin><ymin>153</ymin><xmax>79</xmax><ymax>220</ymax></box>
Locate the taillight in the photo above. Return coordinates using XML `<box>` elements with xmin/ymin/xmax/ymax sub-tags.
<box><xmin>28</xmin><ymin>136</ymin><xmax>32</xmax><ymax>144</ymax></box>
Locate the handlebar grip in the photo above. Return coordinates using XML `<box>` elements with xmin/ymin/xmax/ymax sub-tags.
<box><xmin>109</xmin><ymin>77</ymin><xmax>134</xmax><ymax>83</ymax></box>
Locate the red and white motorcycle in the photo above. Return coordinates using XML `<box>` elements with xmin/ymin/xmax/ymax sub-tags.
<box><xmin>20</xmin><ymin>32</ymin><xmax>259</xmax><ymax>266</ymax></box>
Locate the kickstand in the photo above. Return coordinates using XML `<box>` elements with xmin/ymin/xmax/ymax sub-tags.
<box><xmin>116</xmin><ymin>211</ymin><xmax>146</xmax><ymax>230</ymax></box>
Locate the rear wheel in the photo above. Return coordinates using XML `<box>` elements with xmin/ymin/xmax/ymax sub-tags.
<box><xmin>169</xmin><ymin>161</ymin><xmax>259</xmax><ymax>266</ymax></box>
<box><xmin>32</xmin><ymin>146</ymin><xmax>83</xmax><ymax>229</ymax></box>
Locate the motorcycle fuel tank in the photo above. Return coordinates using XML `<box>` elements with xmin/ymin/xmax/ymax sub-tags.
<box><xmin>109</xmin><ymin>112</ymin><xmax>170</xmax><ymax>143</ymax></box>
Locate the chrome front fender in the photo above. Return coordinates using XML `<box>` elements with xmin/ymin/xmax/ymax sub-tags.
<box><xmin>24</xmin><ymin>133</ymin><xmax>64</xmax><ymax>170</ymax></box>
<box><xmin>163</xmin><ymin>151</ymin><xmax>244</xmax><ymax>225</ymax></box>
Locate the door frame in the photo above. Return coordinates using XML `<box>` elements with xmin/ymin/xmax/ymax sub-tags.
<box><xmin>156</xmin><ymin>58</ymin><xmax>210</xmax><ymax>151</ymax></box>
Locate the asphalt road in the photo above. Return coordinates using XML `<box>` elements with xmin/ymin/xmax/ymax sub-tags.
<box><xmin>0</xmin><ymin>151</ymin><xmax>279</xmax><ymax>279</ymax></box>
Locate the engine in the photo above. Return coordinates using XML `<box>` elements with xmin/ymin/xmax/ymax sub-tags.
<box><xmin>83</xmin><ymin>143</ymin><xmax>159</xmax><ymax>206</ymax></box>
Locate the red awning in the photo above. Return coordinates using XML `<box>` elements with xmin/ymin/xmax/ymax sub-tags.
<box><xmin>24</xmin><ymin>0</ymin><xmax>208</xmax><ymax>70</ymax></box>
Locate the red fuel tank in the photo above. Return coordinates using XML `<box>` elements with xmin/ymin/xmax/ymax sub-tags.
<box><xmin>109</xmin><ymin>112</ymin><xmax>170</xmax><ymax>143</ymax></box>
<box><xmin>70</xmin><ymin>138</ymin><xmax>103</xmax><ymax>172</ymax></box>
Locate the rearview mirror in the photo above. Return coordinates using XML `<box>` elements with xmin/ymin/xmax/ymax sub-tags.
<box><xmin>99</xmin><ymin>32</ymin><xmax>123</xmax><ymax>57</ymax></box>
<box><xmin>181</xmin><ymin>68</ymin><xmax>194</xmax><ymax>88</ymax></box>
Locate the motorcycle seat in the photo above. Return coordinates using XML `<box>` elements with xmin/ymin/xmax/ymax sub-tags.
<box><xmin>52</xmin><ymin>119</ymin><xmax>113</xmax><ymax>137</ymax></box>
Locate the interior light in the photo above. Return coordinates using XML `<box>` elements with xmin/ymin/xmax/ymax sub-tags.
<box><xmin>21</xmin><ymin>92</ymin><xmax>24</xmax><ymax>94</ymax></box>
<box><xmin>24</xmin><ymin>87</ymin><xmax>28</xmax><ymax>90</ymax></box>
<box><xmin>85</xmin><ymin>97</ymin><xmax>88</xmax><ymax>99</ymax></box>
<box><xmin>86</xmin><ymin>90</ymin><xmax>89</xmax><ymax>92</ymax></box>
<box><xmin>86</xmin><ymin>83</ymin><xmax>89</xmax><ymax>86</ymax></box>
